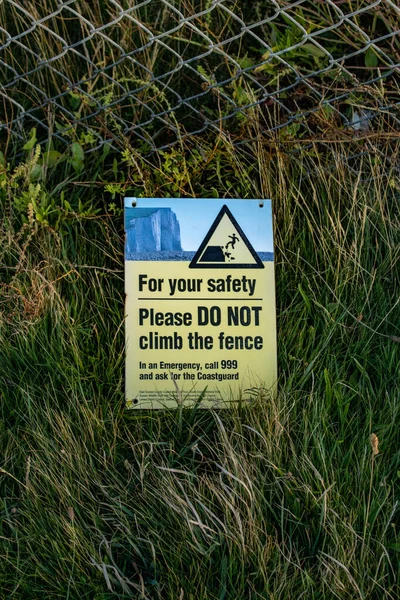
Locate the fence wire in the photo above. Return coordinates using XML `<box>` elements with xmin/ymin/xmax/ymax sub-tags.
<box><xmin>0</xmin><ymin>0</ymin><xmax>399</xmax><ymax>154</ymax></box>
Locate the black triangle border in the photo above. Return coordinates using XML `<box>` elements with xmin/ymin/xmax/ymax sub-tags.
<box><xmin>189</xmin><ymin>204</ymin><xmax>264</xmax><ymax>269</ymax></box>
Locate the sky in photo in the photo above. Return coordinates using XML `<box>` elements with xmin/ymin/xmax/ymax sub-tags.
<box><xmin>124</xmin><ymin>198</ymin><xmax>274</xmax><ymax>252</ymax></box>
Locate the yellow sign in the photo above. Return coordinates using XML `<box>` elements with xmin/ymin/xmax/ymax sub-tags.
<box><xmin>125</xmin><ymin>199</ymin><xmax>277</xmax><ymax>408</ymax></box>
<box><xmin>189</xmin><ymin>204</ymin><xmax>264</xmax><ymax>268</ymax></box>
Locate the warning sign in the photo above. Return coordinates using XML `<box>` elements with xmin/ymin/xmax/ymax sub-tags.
<box><xmin>124</xmin><ymin>198</ymin><xmax>277</xmax><ymax>409</ymax></box>
<box><xmin>189</xmin><ymin>205</ymin><xmax>264</xmax><ymax>268</ymax></box>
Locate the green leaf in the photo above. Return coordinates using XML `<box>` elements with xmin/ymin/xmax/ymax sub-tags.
<box><xmin>365</xmin><ymin>47</ymin><xmax>378</xmax><ymax>68</ymax></box>
<box><xmin>23</xmin><ymin>128</ymin><xmax>37</xmax><ymax>151</ymax></box>
<box><xmin>298</xmin><ymin>283</ymin><xmax>311</xmax><ymax>312</ymax></box>
<box><xmin>55</xmin><ymin>121</ymin><xmax>67</xmax><ymax>133</ymax></box>
<box><xmin>30</xmin><ymin>164</ymin><xmax>42</xmax><ymax>181</ymax></box>
<box><xmin>68</xmin><ymin>92</ymin><xmax>81</xmax><ymax>110</ymax></box>
<box><xmin>302</xmin><ymin>43</ymin><xmax>326</xmax><ymax>59</ymax></box>
<box><xmin>70</xmin><ymin>142</ymin><xmax>84</xmax><ymax>173</ymax></box>
<box><xmin>233</xmin><ymin>84</ymin><xmax>250</xmax><ymax>106</ymax></box>
<box><xmin>42</xmin><ymin>151</ymin><xmax>63</xmax><ymax>167</ymax></box>
<box><xmin>238</xmin><ymin>55</ymin><xmax>254</xmax><ymax>70</ymax></box>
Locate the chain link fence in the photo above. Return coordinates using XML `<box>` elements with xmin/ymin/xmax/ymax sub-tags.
<box><xmin>0</xmin><ymin>0</ymin><xmax>399</xmax><ymax>154</ymax></box>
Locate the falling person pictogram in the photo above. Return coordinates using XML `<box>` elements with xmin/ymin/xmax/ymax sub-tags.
<box><xmin>226</xmin><ymin>233</ymin><xmax>239</xmax><ymax>250</ymax></box>
<box><xmin>223</xmin><ymin>232</ymin><xmax>239</xmax><ymax>260</ymax></box>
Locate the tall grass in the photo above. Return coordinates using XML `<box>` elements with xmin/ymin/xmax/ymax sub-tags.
<box><xmin>0</xmin><ymin>123</ymin><xmax>399</xmax><ymax>598</ymax></box>
<box><xmin>1</xmin><ymin>0</ymin><xmax>400</xmax><ymax>154</ymax></box>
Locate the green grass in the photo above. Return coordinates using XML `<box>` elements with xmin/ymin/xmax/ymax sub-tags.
<box><xmin>2</xmin><ymin>0</ymin><xmax>400</xmax><ymax>154</ymax></box>
<box><xmin>0</xmin><ymin>130</ymin><xmax>399</xmax><ymax>599</ymax></box>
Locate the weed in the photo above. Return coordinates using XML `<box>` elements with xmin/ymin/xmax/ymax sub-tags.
<box><xmin>0</xmin><ymin>2</ymin><xmax>399</xmax><ymax>597</ymax></box>
<box><xmin>1</xmin><ymin>126</ymin><xmax>400</xmax><ymax>598</ymax></box>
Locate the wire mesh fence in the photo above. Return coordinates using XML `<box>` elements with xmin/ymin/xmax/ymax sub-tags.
<box><xmin>0</xmin><ymin>0</ymin><xmax>399</xmax><ymax>154</ymax></box>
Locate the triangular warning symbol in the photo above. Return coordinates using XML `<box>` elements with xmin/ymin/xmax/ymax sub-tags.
<box><xmin>189</xmin><ymin>205</ymin><xmax>264</xmax><ymax>269</ymax></box>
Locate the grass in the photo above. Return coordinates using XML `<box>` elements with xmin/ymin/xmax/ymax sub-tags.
<box><xmin>1</xmin><ymin>0</ymin><xmax>400</xmax><ymax>154</ymax></box>
<box><xmin>1</xmin><ymin>2</ymin><xmax>400</xmax><ymax>597</ymax></box>
<box><xmin>0</xmin><ymin>120</ymin><xmax>399</xmax><ymax>599</ymax></box>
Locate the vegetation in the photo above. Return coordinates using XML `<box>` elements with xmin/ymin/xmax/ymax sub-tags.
<box><xmin>1</xmin><ymin>0</ymin><xmax>399</xmax><ymax>152</ymax></box>
<box><xmin>1</xmin><ymin>0</ymin><xmax>400</xmax><ymax>597</ymax></box>
<box><xmin>0</xmin><ymin>115</ymin><xmax>399</xmax><ymax>598</ymax></box>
